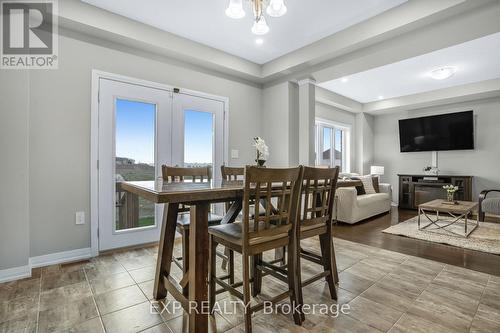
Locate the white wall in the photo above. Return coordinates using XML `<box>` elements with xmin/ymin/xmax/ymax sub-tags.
<box><xmin>0</xmin><ymin>31</ymin><xmax>263</xmax><ymax>266</ymax></box>
<box><xmin>356</xmin><ymin>113</ymin><xmax>375</xmax><ymax>175</ymax></box>
<box><xmin>373</xmin><ymin>98</ymin><xmax>500</xmax><ymax>202</ymax></box>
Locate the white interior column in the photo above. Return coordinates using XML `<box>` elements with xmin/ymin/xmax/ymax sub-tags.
<box><xmin>298</xmin><ymin>78</ymin><xmax>316</xmax><ymax>166</ymax></box>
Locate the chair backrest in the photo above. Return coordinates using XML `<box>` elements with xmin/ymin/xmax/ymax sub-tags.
<box><xmin>299</xmin><ymin>166</ymin><xmax>339</xmax><ymax>230</ymax></box>
<box><xmin>162</xmin><ymin>165</ymin><xmax>211</xmax><ymax>183</ymax></box>
<box><xmin>241</xmin><ymin>166</ymin><xmax>303</xmax><ymax>247</ymax></box>
<box><xmin>221</xmin><ymin>165</ymin><xmax>245</xmax><ymax>181</ymax></box>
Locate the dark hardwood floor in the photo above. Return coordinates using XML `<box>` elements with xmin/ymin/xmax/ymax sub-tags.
<box><xmin>333</xmin><ymin>207</ymin><xmax>500</xmax><ymax>277</ymax></box>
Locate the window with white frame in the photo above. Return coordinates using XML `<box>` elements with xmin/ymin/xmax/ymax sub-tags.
<box><xmin>315</xmin><ymin>119</ymin><xmax>351</xmax><ymax>172</ymax></box>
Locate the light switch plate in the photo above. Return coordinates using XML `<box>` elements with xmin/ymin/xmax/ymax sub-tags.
<box><xmin>231</xmin><ymin>149</ymin><xmax>239</xmax><ymax>159</ymax></box>
<box><xmin>76</xmin><ymin>211</ymin><xmax>85</xmax><ymax>225</ymax></box>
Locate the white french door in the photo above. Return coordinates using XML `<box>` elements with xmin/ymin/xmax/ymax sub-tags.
<box><xmin>97</xmin><ymin>78</ymin><xmax>225</xmax><ymax>251</ymax></box>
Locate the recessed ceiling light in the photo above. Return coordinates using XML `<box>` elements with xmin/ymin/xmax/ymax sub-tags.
<box><xmin>341</xmin><ymin>77</ymin><xmax>349</xmax><ymax>83</ymax></box>
<box><xmin>378</xmin><ymin>96</ymin><xmax>384</xmax><ymax>100</ymax></box>
<box><xmin>255</xmin><ymin>38</ymin><xmax>264</xmax><ymax>45</ymax></box>
<box><xmin>429</xmin><ymin>66</ymin><xmax>457</xmax><ymax>80</ymax></box>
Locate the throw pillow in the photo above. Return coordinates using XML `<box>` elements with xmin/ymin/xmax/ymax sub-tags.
<box><xmin>372</xmin><ymin>177</ymin><xmax>380</xmax><ymax>193</ymax></box>
<box><xmin>359</xmin><ymin>175</ymin><xmax>377</xmax><ymax>194</ymax></box>
<box><xmin>355</xmin><ymin>185</ymin><xmax>366</xmax><ymax>195</ymax></box>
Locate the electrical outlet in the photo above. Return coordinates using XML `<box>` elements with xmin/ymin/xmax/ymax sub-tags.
<box><xmin>231</xmin><ymin>149</ymin><xmax>239</xmax><ymax>159</ymax></box>
<box><xmin>76</xmin><ymin>211</ymin><xmax>85</xmax><ymax>225</ymax></box>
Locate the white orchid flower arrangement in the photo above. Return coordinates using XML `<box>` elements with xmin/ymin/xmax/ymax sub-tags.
<box><xmin>253</xmin><ymin>137</ymin><xmax>269</xmax><ymax>165</ymax></box>
<box><xmin>443</xmin><ymin>184</ymin><xmax>459</xmax><ymax>193</ymax></box>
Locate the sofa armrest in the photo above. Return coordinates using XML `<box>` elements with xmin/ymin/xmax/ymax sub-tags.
<box><xmin>379</xmin><ymin>183</ymin><xmax>392</xmax><ymax>195</ymax></box>
<box><xmin>336</xmin><ymin>187</ymin><xmax>358</xmax><ymax>201</ymax></box>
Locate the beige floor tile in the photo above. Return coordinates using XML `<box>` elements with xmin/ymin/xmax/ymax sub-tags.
<box><xmin>361</xmin><ymin>283</ymin><xmax>416</xmax><ymax>312</ymax></box>
<box><xmin>84</xmin><ymin>259</ymin><xmax>126</xmax><ymax>280</ymax></box>
<box><xmin>470</xmin><ymin>303</ymin><xmax>500</xmax><ymax>333</ymax></box>
<box><xmin>345</xmin><ymin>296</ymin><xmax>403</xmax><ymax>332</ymax></box>
<box><xmin>138</xmin><ymin>280</ymin><xmax>156</xmax><ymax>300</ymax></box>
<box><xmin>90</xmin><ymin>271</ymin><xmax>135</xmax><ymax>295</ymax></box>
<box><xmin>0</xmin><ymin>312</ymin><xmax>37</xmax><ymax>333</ymax></box>
<box><xmin>443</xmin><ymin>265</ymin><xmax>490</xmax><ymax>286</ymax></box>
<box><xmin>129</xmin><ymin>266</ymin><xmax>156</xmax><ymax>284</ymax></box>
<box><xmin>358</xmin><ymin>257</ymin><xmax>401</xmax><ymax>274</ymax></box>
<box><xmin>388</xmin><ymin>312</ymin><xmax>456</xmax><ymax>333</ymax></box>
<box><xmin>38</xmin><ymin>296</ymin><xmax>98</xmax><ymax>333</ymax></box>
<box><xmin>423</xmin><ymin>283</ymin><xmax>480</xmax><ymax>315</ymax></box>
<box><xmin>342</xmin><ymin>262</ymin><xmax>388</xmax><ymax>281</ymax></box>
<box><xmin>66</xmin><ymin>317</ymin><xmax>105</xmax><ymax>333</ymax></box>
<box><xmin>432</xmin><ymin>270</ymin><xmax>486</xmax><ymax>300</ymax></box>
<box><xmin>101</xmin><ymin>301</ymin><xmax>163</xmax><ymax>333</ymax></box>
<box><xmin>41</xmin><ymin>269</ymin><xmax>86</xmax><ymax>291</ymax></box>
<box><xmin>407</xmin><ymin>294</ymin><xmax>474</xmax><ymax>333</ymax></box>
<box><xmin>40</xmin><ymin>281</ymin><xmax>92</xmax><ymax>311</ymax></box>
<box><xmin>141</xmin><ymin>323</ymin><xmax>174</xmax><ymax>333</ymax></box>
<box><xmin>0</xmin><ymin>278</ymin><xmax>40</xmax><ymax>302</ymax></box>
<box><xmin>313</xmin><ymin>313</ymin><xmax>383</xmax><ymax>333</ymax></box>
<box><xmin>337</xmin><ymin>271</ymin><xmax>374</xmax><ymax>295</ymax></box>
<box><xmin>0</xmin><ymin>294</ymin><xmax>38</xmax><ymax>324</ymax></box>
<box><xmin>95</xmin><ymin>284</ymin><xmax>148</xmax><ymax>315</ymax></box>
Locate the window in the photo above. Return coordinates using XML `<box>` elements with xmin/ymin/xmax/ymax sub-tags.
<box><xmin>315</xmin><ymin>119</ymin><xmax>351</xmax><ymax>172</ymax></box>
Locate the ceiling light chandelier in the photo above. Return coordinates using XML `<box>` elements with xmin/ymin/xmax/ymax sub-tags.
<box><xmin>225</xmin><ymin>0</ymin><xmax>287</xmax><ymax>35</ymax></box>
<box><xmin>429</xmin><ymin>66</ymin><xmax>457</xmax><ymax>80</ymax></box>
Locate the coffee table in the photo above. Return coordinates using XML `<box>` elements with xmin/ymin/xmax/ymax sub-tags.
<box><xmin>418</xmin><ymin>199</ymin><xmax>479</xmax><ymax>238</ymax></box>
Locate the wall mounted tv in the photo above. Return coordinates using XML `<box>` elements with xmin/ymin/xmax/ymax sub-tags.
<box><xmin>399</xmin><ymin>111</ymin><xmax>474</xmax><ymax>152</ymax></box>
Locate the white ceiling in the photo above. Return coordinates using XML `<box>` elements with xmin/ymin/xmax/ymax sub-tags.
<box><xmin>81</xmin><ymin>0</ymin><xmax>407</xmax><ymax>64</ymax></box>
<box><xmin>319</xmin><ymin>32</ymin><xmax>500</xmax><ymax>103</ymax></box>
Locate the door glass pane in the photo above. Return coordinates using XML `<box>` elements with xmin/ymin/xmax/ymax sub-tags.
<box><xmin>115</xmin><ymin>99</ymin><xmax>156</xmax><ymax>231</ymax></box>
<box><xmin>334</xmin><ymin>129</ymin><xmax>343</xmax><ymax>171</ymax></box>
<box><xmin>321</xmin><ymin>127</ymin><xmax>332</xmax><ymax>167</ymax></box>
<box><xmin>184</xmin><ymin>110</ymin><xmax>214</xmax><ymax>177</ymax></box>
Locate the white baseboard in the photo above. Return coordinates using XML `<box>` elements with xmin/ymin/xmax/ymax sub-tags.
<box><xmin>29</xmin><ymin>247</ymin><xmax>92</xmax><ymax>268</ymax></box>
<box><xmin>0</xmin><ymin>265</ymin><xmax>31</xmax><ymax>283</ymax></box>
<box><xmin>0</xmin><ymin>247</ymin><xmax>93</xmax><ymax>283</ymax></box>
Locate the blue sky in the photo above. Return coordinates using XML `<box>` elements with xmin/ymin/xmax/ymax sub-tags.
<box><xmin>115</xmin><ymin>99</ymin><xmax>213</xmax><ymax>164</ymax></box>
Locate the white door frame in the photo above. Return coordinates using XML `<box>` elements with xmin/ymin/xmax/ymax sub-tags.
<box><xmin>90</xmin><ymin>70</ymin><xmax>229</xmax><ymax>257</ymax></box>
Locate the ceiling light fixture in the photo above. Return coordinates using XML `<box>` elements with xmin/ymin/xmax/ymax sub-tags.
<box><xmin>251</xmin><ymin>16</ymin><xmax>269</xmax><ymax>35</ymax></box>
<box><xmin>255</xmin><ymin>38</ymin><xmax>264</xmax><ymax>45</ymax></box>
<box><xmin>225</xmin><ymin>0</ymin><xmax>287</xmax><ymax>35</ymax></box>
<box><xmin>266</xmin><ymin>0</ymin><xmax>287</xmax><ymax>17</ymax></box>
<box><xmin>225</xmin><ymin>0</ymin><xmax>246</xmax><ymax>19</ymax></box>
<box><xmin>429</xmin><ymin>66</ymin><xmax>457</xmax><ymax>80</ymax></box>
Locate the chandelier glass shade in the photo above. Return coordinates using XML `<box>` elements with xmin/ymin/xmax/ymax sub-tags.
<box><xmin>225</xmin><ymin>0</ymin><xmax>246</xmax><ymax>19</ymax></box>
<box><xmin>251</xmin><ymin>17</ymin><xmax>269</xmax><ymax>35</ymax></box>
<box><xmin>225</xmin><ymin>0</ymin><xmax>287</xmax><ymax>35</ymax></box>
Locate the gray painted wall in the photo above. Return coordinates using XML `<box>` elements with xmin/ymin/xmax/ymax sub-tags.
<box><xmin>261</xmin><ymin>82</ymin><xmax>292</xmax><ymax>167</ymax></box>
<box><xmin>1</xmin><ymin>32</ymin><xmax>263</xmax><ymax>269</ymax></box>
<box><xmin>373</xmin><ymin>98</ymin><xmax>500</xmax><ymax>202</ymax></box>
<box><xmin>0</xmin><ymin>71</ymin><xmax>31</xmax><ymax>270</ymax></box>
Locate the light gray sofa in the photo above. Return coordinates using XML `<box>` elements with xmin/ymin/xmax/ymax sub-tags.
<box><xmin>333</xmin><ymin>183</ymin><xmax>392</xmax><ymax>224</ymax></box>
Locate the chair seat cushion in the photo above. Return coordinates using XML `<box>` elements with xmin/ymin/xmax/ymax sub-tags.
<box><xmin>482</xmin><ymin>198</ymin><xmax>500</xmax><ymax>215</ymax></box>
<box><xmin>208</xmin><ymin>221</ymin><xmax>288</xmax><ymax>246</ymax></box>
<box><xmin>176</xmin><ymin>212</ymin><xmax>224</xmax><ymax>228</ymax></box>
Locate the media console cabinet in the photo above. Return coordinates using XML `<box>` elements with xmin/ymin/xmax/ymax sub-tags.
<box><xmin>398</xmin><ymin>174</ymin><xmax>473</xmax><ymax>209</ymax></box>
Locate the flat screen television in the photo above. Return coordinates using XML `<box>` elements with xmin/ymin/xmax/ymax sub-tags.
<box><xmin>399</xmin><ymin>111</ymin><xmax>474</xmax><ymax>152</ymax></box>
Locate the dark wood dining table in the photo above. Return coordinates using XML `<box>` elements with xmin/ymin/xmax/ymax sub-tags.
<box><xmin>120</xmin><ymin>178</ymin><xmax>361</xmax><ymax>333</ymax></box>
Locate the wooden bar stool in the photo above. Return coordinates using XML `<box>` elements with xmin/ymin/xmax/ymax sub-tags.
<box><xmin>208</xmin><ymin>166</ymin><xmax>304</xmax><ymax>333</ymax></box>
<box><xmin>161</xmin><ymin>165</ymin><xmax>224</xmax><ymax>296</ymax></box>
<box><xmin>297</xmin><ymin>166</ymin><xmax>340</xmax><ymax>303</ymax></box>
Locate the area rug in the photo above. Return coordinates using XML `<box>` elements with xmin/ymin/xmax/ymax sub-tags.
<box><xmin>382</xmin><ymin>216</ymin><xmax>500</xmax><ymax>255</ymax></box>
